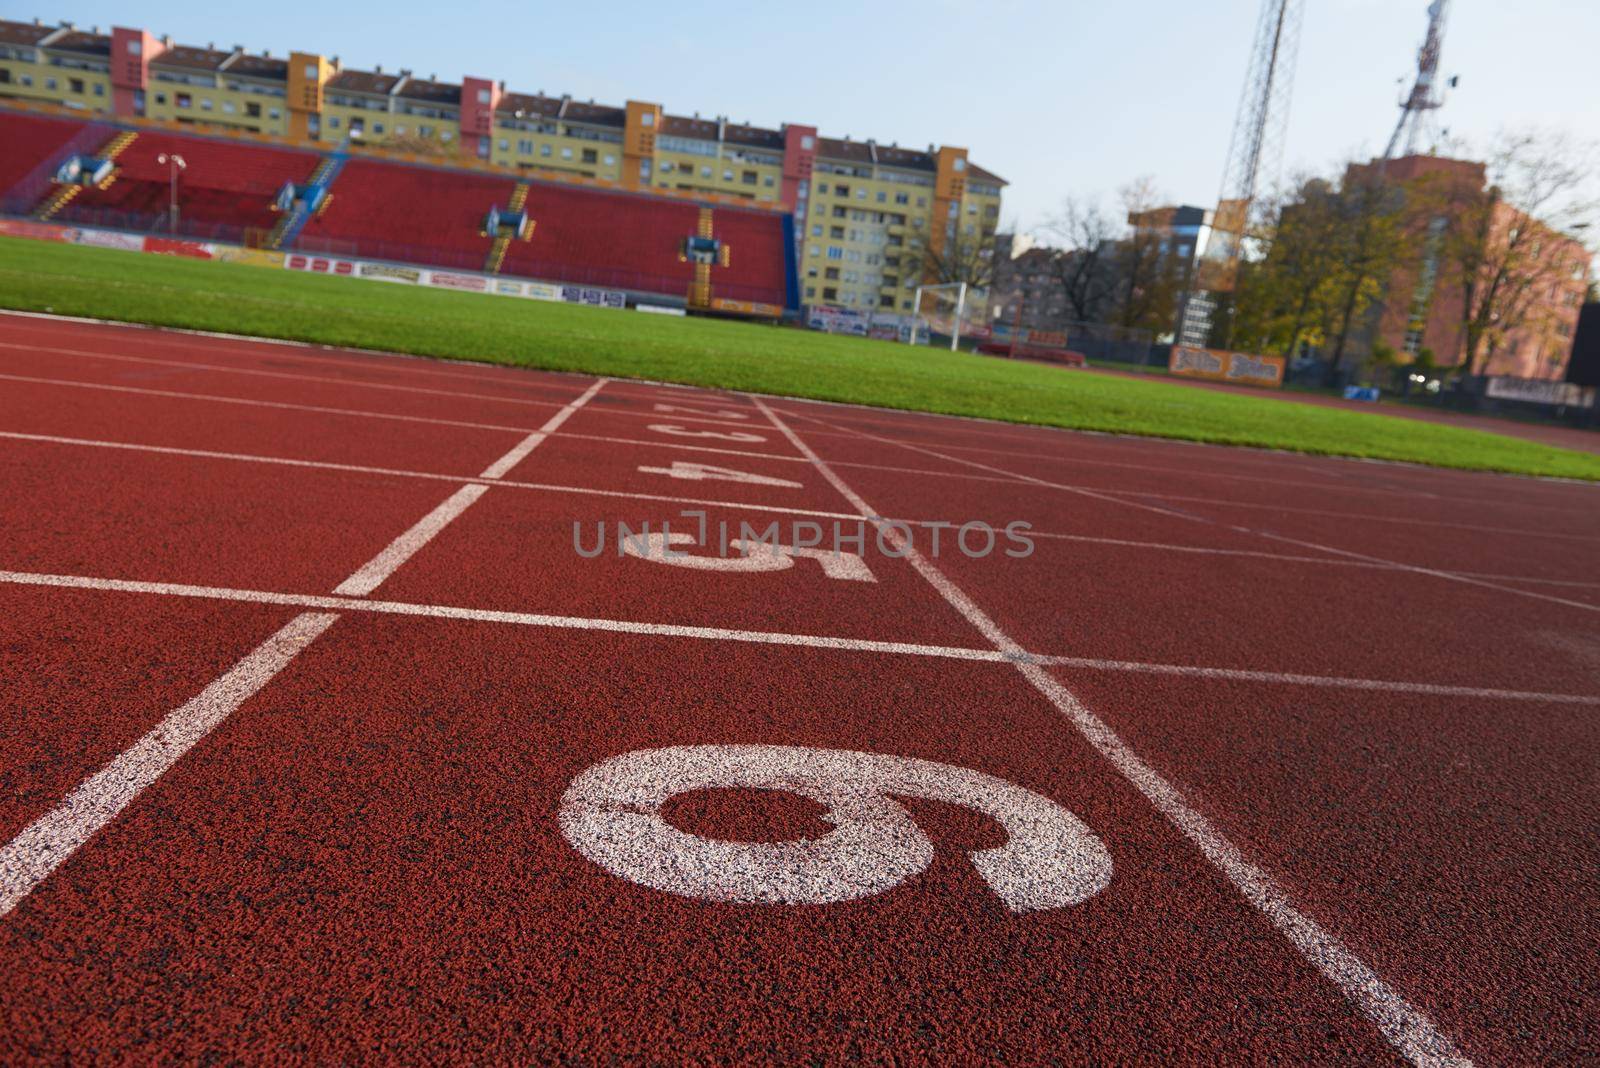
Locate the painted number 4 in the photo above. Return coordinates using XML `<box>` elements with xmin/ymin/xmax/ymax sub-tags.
<box><xmin>560</xmin><ymin>745</ymin><xmax>1112</xmax><ymax>913</ymax></box>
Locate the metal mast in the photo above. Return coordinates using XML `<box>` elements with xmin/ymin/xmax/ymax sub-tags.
<box><xmin>1216</xmin><ymin>0</ymin><xmax>1304</xmax><ymax>239</ymax></box>
<box><xmin>1384</xmin><ymin>0</ymin><xmax>1451</xmax><ymax>159</ymax></box>
<box><xmin>1180</xmin><ymin>0</ymin><xmax>1303</xmax><ymax>345</ymax></box>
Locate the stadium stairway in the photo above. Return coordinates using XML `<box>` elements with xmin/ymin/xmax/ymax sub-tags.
<box><xmin>34</xmin><ymin>129</ymin><xmax>136</xmax><ymax>220</ymax></box>
<box><xmin>484</xmin><ymin>182</ymin><xmax>531</xmax><ymax>275</ymax></box>
<box><xmin>689</xmin><ymin>207</ymin><xmax>715</xmax><ymax>307</ymax></box>
<box><xmin>270</xmin><ymin>151</ymin><xmax>346</xmax><ymax>250</ymax></box>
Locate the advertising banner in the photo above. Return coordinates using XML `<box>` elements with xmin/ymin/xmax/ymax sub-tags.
<box><xmin>1485</xmin><ymin>376</ymin><xmax>1593</xmax><ymax>408</ymax></box>
<box><xmin>1169</xmin><ymin>346</ymin><xmax>1284</xmax><ymax>388</ymax></box>
<box><xmin>71</xmin><ymin>228</ymin><xmax>144</xmax><ymax>252</ymax></box>
<box><xmin>143</xmin><ymin>236</ymin><xmax>214</xmax><ymax>259</ymax></box>
<box><xmin>429</xmin><ymin>272</ymin><xmax>489</xmax><ymax>292</ymax></box>
<box><xmin>212</xmin><ymin>247</ymin><xmax>286</xmax><ymax>269</ymax></box>
<box><xmin>357</xmin><ymin>262</ymin><xmax>422</xmax><ymax>284</ymax></box>
<box><xmin>0</xmin><ymin>219</ymin><xmax>68</xmax><ymax>242</ymax></box>
<box><xmin>284</xmin><ymin>254</ymin><xmax>356</xmax><ymax>276</ymax></box>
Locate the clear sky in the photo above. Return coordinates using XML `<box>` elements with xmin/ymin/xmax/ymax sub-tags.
<box><xmin>36</xmin><ymin>0</ymin><xmax>1600</xmax><ymax>233</ymax></box>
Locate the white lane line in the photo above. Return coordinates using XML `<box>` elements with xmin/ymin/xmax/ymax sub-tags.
<box><xmin>1114</xmin><ymin>489</ymin><xmax>1600</xmax><ymax>543</ymax></box>
<box><xmin>0</xmin><ymin>310</ymin><xmax>597</xmax><ymax>395</ymax></box>
<box><xmin>792</xmin><ymin>410</ymin><xmax>1600</xmax><ymax>611</ymax></box>
<box><xmin>1248</xmin><ymin>529</ymin><xmax>1600</xmax><ymax>615</ymax></box>
<box><xmin>0</xmin><ymin>569</ymin><xmax>1013</xmax><ymax>663</ymax></box>
<box><xmin>0</xmin><ymin>370</ymin><xmax>534</xmax><ymax>435</ymax></box>
<box><xmin>0</xmin><ymin>340</ymin><xmax>571</xmax><ymax>412</ymax></box>
<box><xmin>0</xmin><ymin>378</ymin><xmax>609</xmax><ymax>919</ymax></box>
<box><xmin>556</xmin><ymin>429</ymin><xmax>836</xmax><ymax>464</ymax></box>
<box><xmin>479</xmin><ymin>378</ymin><xmax>608</xmax><ymax>479</ymax></box>
<box><xmin>1016</xmin><ymin>660</ymin><xmax>1470</xmax><ymax>1067</ymax></box>
<box><xmin>0</xmin><ymin>429</ymin><xmax>858</xmax><ymax>523</ymax></box>
<box><xmin>15</xmin><ymin>427</ymin><xmax>1600</xmax><ymax>594</ymax></box>
<box><xmin>1034</xmin><ymin>655</ymin><xmax>1600</xmax><ymax>705</ymax></box>
<box><xmin>750</xmin><ymin>394</ymin><xmax>1471</xmax><ymax>1068</ymax></box>
<box><xmin>11</xmin><ymin>568</ymin><xmax>1593</xmax><ymax>709</ymax></box>
<box><xmin>331</xmin><ymin>378</ymin><xmax>610</xmax><ymax>596</ymax></box>
<box><xmin>0</xmin><ymin>610</ymin><xmax>340</xmax><ymax>919</ymax></box>
<box><xmin>782</xmin><ymin>408</ymin><xmax>1600</xmax><ymax>545</ymax></box>
<box><xmin>333</xmin><ymin>484</ymin><xmax>490</xmax><ymax>596</ymax></box>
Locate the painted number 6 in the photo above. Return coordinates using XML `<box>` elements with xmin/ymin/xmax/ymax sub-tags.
<box><xmin>559</xmin><ymin>745</ymin><xmax>1112</xmax><ymax>913</ymax></box>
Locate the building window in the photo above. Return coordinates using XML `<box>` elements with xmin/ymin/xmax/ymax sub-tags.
<box><xmin>128</xmin><ymin>40</ymin><xmax>142</xmax><ymax>55</ymax></box>
<box><xmin>604</xmin><ymin>153</ymin><xmax>615</xmax><ymax>166</ymax></box>
<box><xmin>561</xmin><ymin>147</ymin><xmax>572</xmax><ymax>159</ymax></box>
<box><xmin>700</xmin><ymin>165</ymin><xmax>711</xmax><ymax>178</ymax></box>
<box><xmin>582</xmin><ymin>148</ymin><xmax>597</xmax><ymax>163</ymax></box>
<box><xmin>541</xmin><ymin>144</ymin><xmax>551</xmax><ymax>157</ymax></box>
<box><xmin>742</xmin><ymin>170</ymin><xmax>757</xmax><ymax>185</ymax></box>
<box><xmin>200</xmin><ymin>98</ymin><xmax>213</xmax><ymax>111</ymax></box>
<box><xmin>176</xmin><ymin>93</ymin><xmax>191</xmax><ymax>108</ymax></box>
<box><xmin>69</xmin><ymin>78</ymin><xmax>84</xmax><ymax>94</ymax></box>
<box><xmin>303</xmin><ymin>63</ymin><xmax>318</xmax><ymax>79</ymax></box>
<box><xmin>223</xmin><ymin>101</ymin><xmax>237</xmax><ymax>114</ymax></box>
<box><xmin>641</xmin><ymin>112</ymin><xmax>654</xmax><ymax>126</ymax></box>
<box><xmin>328</xmin><ymin>116</ymin><xmax>339</xmax><ymax>129</ymax></box>
<box><xmin>723</xmin><ymin>170</ymin><xmax>733</xmax><ymax>181</ymax></box>
<box><xmin>246</xmin><ymin>101</ymin><xmax>260</xmax><ymax>117</ymax></box>
<box><xmin>477</xmin><ymin>88</ymin><xmax>490</xmax><ymax>104</ymax></box>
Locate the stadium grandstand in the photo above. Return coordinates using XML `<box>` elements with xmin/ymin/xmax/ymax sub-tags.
<box><xmin>0</xmin><ymin>106</ymin><xmax>797</xmax><ymax>313</ymax></box>
<box><xmin>0</xmin><ymin>15</ymin><xmax>1002</xmax><ymax>317</ymax></box>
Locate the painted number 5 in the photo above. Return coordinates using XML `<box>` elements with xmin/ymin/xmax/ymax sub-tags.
<box><xmin>559</xmin><ymin>745</ymin><xmax>1112</xmax><ymax>913</ymax></box>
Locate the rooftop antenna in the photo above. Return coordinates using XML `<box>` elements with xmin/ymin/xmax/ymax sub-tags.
<box><xmin>1384</xmin><ymin>0</ymin><xmax>1453</xmax><ymax>158</ymax></box>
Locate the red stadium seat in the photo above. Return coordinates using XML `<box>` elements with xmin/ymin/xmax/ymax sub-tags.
<box><xmin>297</xmin><ymin>158</ymin><xmax>515</xmax><ymax>271</ymax></box>
<box><xmin>58</xmin><ymin>129</ymin><xmax>318</xmax><ymax>238</ymax></box>
<box><xmin>0</xmin><ymin>111</ymin><xmax>85</xmax><ymax>195</ymax></box>
<box><xmin>500</xmin><ymin>183</ymin><xmax>701</xmax><ymax>297</ymax></box>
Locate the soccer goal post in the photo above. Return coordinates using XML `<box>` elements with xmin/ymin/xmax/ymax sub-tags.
<box><xmin>910</xmin><ymin>282</ymin><xmax>987</xmax><ymax>351</ymax></box>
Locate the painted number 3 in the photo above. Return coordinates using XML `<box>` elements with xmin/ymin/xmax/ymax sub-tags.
<box><xmin>559</xmin><ymin>745</ymin><xmax>1112</xmax><ymax>913</ymax></box>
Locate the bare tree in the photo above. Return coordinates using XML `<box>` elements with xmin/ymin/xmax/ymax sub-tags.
<box><xmin>902</xmin><ymin>222</ymin><xmax>998</xmax><ymax>290</ymax></box>
<box><xmin>1040</xmin><ymin>196</ymin><xmax>1118</xmax><ymax>322</ymax></box>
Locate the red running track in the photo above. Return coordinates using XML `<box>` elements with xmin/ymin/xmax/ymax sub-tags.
<box><xmin>0</xmin><ymin>310</ymin><xmax>1596</xmax><ymax>1063</ymax></box>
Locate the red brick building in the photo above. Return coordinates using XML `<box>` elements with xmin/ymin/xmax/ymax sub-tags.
<box><xmin>1345</xmin><ymin>154</ymin><xmax>1589</xmax><ymax>380</ymax></box>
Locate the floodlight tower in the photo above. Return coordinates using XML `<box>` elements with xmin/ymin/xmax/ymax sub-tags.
<box><xmin>1384</xmin><ymin>0</ymin><xmax>1452</xmax><ymax>159</ymax></box>
<box><xmin>1179</xmin><ymin>0</ymin><xmax>1304</xmax><ymax>346</ymax></box>
<box><xmin>1217</xmin><ymin>0</ymin><xmax>1304</xmax><ymax>242</ymax></box>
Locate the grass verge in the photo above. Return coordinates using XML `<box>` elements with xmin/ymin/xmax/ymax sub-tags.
<box><xmin>2</xmin><ymin>235</ymin><xmax>1596</xmax><ymax>480</ymax></box>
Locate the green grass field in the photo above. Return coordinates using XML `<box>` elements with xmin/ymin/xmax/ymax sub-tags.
<box><xmin>2</xmin><ymin>234</ymin><xmax>1597</xmax><ymax>480</ymax></box>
